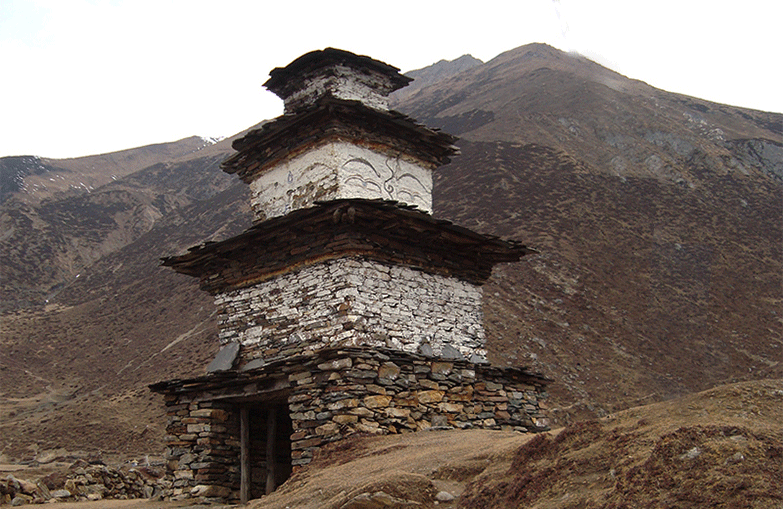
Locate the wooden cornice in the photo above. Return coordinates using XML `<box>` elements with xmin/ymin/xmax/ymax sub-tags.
<box><xmin>221</xmin><ymin>97</ymin><xmax>458</xmax><ymax>183</ymax></box>
<box><xmin>161</xmin><ymin>199</ymin><xmax>535</xmax><ymax>292</ymax></box>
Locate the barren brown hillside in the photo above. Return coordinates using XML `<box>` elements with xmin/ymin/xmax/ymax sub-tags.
<box><xmin>0</xmin><ymin>136</ymin><xmax>232</xmax><ymax>206</ymax></box>
<box><xmin>0</xmin><ymin>43</ymin><xmax>781</xmax><ymax>464</ymax></box>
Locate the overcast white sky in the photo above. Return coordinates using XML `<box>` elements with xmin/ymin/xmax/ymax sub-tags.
<box><xmin>1</xmin><ymin>0</ymin><xmax>781</xmax><ymax>159</ymax></box>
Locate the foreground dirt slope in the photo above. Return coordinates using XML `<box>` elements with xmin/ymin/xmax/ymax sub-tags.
<box><xmin>1</xmin><ymin>380</ymin><xmax>780</xmax><ymax>508</ymax></box>
<box><xmin>248</xmin><ymin>379</ymin><xmax>782</xmax><ymax>509</ymax></box>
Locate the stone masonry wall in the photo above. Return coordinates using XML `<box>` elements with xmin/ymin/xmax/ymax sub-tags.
<box><xmin>161</xmin><ymin>400</ymin><xmax>239</xmax><ymax>501</ymax></box>
<box><xmin>285</xmin><ymin>349</ymin><xmax>548</xmax><ymax>468</ymax></box>
<box><xmin>248</xmin><ymin>141</ymin><xmax>433</xmax><ymax>221</ymax></box>
<box><xmin>215</xmin><ymin>258</ymin><xmax>486</xmax><ymax>365</ymax></box>
<box><xmin>158</xmin><ymin>348</ymin><xmax>549</xmax><ymax>502</ymax></box>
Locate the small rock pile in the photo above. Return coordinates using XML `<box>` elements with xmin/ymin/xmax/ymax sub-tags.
<box><xmin>1</xmin><ymin>460</ymin><xmax>169</xmax><ymax>506</ymax></box>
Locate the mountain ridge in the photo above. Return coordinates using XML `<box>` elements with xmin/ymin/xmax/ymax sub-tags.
<box><xmin>0</xmin><ymin>135</ymin><xmax>235</xmax><ymax>206</ymax></box>
<box><xmin>0</xmin><ymin>43</ymin><xmax>780</xmax><ymax>462</ymax></box>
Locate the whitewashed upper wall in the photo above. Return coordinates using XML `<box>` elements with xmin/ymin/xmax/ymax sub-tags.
<box><xmin>249</xmin><ymin>141</ymin><xmax>433</xmax><ymax>221</ymax></box>
<box><xmin>283</xmin><ymin>66</ymin><xmax>392</xmax><ymax>112</ymax></box>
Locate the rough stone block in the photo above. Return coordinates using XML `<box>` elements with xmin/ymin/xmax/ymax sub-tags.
<box><xmin>355</xmin><ymin>422</ymin><xmax>383</xmax><ymax>434</ymax></box>
<box><xmin>348</xmin><ymin>407</ymin><xmax>374</xmax><ymax>417</ymax></box>
<box><xmin>327</xmin><ymin>398</ymin><xmax>359</xmax><ymax>410</ymax></box>
<box><xmin>190</xmin><ymin>409</ymin><xmax>230</xmax><ymax>421</ymax></box>
<box><xmin>378</xmin><ymin>362</ymin><xmax>401</xmax><ymax>380</ymax></box>
<box><xmin>439</xmin><ymin>402</ymin><xmax>464</xmax><ymax>413</ymax></box>
<box><xmin>190</xmin><ymin>485</ymin><xmax>231</xmax><ymax>498</ymax></box>
<box><xmin>416</xmin><ymin>390</ymin><xmax>444</xmax><ymax>404</ymax></box>
<box><xmin>206</xmin><ymin>342</ymin><xmax>240</xmax><ymax>373</ymax></box>
<box><xmin>316</xmin><ymin>422</ymin><xmax>340</xmax><ymax>436</ymax></box>
<box><xmin>431</xmin><ymin>362</ymin><xmax>453</xmax><ymax>375</ymax></box>
<box><xmin>366</xmin><ymin>384</ymin><xmax>387</xmax><ymax>395</ymax></box>
<box><xmin>363</xmin><ymin>395</ymin><xmax>392</xmax><ymax>408</ymax></box>
<box><xmin>333</xmin><ymin>414</ymin><xmax>359</xmax><ymax>424</ymax></box>
<box><xmin>441</xmin><ymin>345</ymin><xmax>464</xmax><ymax>360</ymax></box>
<box><xmin>317</xmin><ymin>358</ymin><xmax>353</xmax><ymax>371</ymax></box>
<box><xmin>431</xmin><ymin>415</ymin><xmax>449</xmax><ymax>427</ymax></box>
<box><xmin>288</xmin><ymin>371</ymin><xmax>313</xmax><ymax>382</ymax></box>
<box><xmin>385</xmin><ymin>407</ymin><xmax>411</xmax><ymax>418</ymax></box>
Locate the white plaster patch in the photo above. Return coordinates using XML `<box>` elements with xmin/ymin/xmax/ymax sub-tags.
<box><xmin>249</xmin><ymin>142</ymin><xmax>433</xmax><ymax>220</ymax></box>
<box><xmin>239</xmin><ymin>325</ymin><xmax>264</xmax><ymax>346</ymax></box>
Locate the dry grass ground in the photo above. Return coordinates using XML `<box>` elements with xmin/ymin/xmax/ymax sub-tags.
<box><xmin>3</xmin><ymin>379</ymin><xmax>781</xmax><ymax>509</ymax></box>
<box><xmin>251</xmin><ymin>378</ymin><xmax>783</xmax><ymax>509</ymax></box>
<box><xmin>458</xmin><ymin>378</ymin><xmax>783</xmax><ymax>508</ymax></box>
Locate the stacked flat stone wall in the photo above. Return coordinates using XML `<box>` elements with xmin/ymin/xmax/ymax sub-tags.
<box><xmin>215</xmin><ymin>258</ymin><xmax>486</xmax><ymax>365</ymax></box>
<box><xmin>161</xmin><ymin>400</ymin><xmax>240</xmax><ymax>501</ymax></box>
<box><xmin>156</xmin><ymin>347</ymin><xmax>548</xmax><ymax>502</ymax></box>
<box><xmin>285</xmin><ymin>349</ymin><xmax>548</xmax><ymax>467</ymax></box>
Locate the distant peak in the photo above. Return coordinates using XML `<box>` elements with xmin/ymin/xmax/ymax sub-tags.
<box><xmin>390</xmin><ymin>54</ymin><xmax>485</xmax><ymax>105</ymax></box>
<box><xmin>447</xmin><ymin>54</ymin><xmax>484</xmax><ymax>65</ymax></box>
<box><xmin>511</xmin><ymin>42</ymin><xmax>567</xmax><ymax>59</ymax></box>
<box><xmin>405</xmin><ymin>54</ymin><xmax>483</xmax><ymax>78</ymax></box>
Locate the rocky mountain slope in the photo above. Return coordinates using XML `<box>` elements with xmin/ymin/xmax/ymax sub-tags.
<box><xmin>0</xmin><ymin>44</ymin><xmax>781</xmax><ymax>462</ymax></box>
<box><xmin>395</xmin><ymin>43</ymin><xmax>782</xmax><ymax>420</ymax></box>
<box><xmin>0</xmin><ymin>136</ymin><xmax>225</xmax><ymax>206</ymax></box>
<box><xmin>393</xmin><ymin>54</ymin><xmax>483</xmax><ymax>104</ymax></box>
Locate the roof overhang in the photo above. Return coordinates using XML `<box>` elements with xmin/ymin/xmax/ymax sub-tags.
<box><xmin>264</xmin><ymin>48</ymin><xmax>412</xmax><ymax>100</ymax></box>
<box><xmin>221</xmin><ymin>97</ymin><xmax>458</xmax><ymax>183</ymax></box>
<box><xmin>161</xmin><ymin>199</ymin><xmax>535</xmax><ymax>292</ymax></box>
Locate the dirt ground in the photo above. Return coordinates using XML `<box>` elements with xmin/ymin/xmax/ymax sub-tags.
<box><xmin>3</xmin><ymin>379</ymin><xmax>781</xmax><ymax>509</ymax></box>
<box><xmin>252</xmin><ymin>428</ymin><xmax>540</xmax><ymax>509</ymax></box>
<box><xmin>252</xmin><ymin>378</ymin><xmax>782</xmax><ymax>509</ymax></box>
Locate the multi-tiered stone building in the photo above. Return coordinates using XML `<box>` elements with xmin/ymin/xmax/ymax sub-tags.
<box><xmin>150</xmin><ymin>48</ymin><xmax>550</xmax><ymax>503</ymax></box>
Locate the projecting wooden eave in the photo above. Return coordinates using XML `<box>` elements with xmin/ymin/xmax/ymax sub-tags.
<box><xmin>149</xmin><ymin>346</ymin><xmax>551</xmax><ymax>397</ymax></box>
<box><xmin>264</xmin><ymin>47</ymin><xmax>412</xmax><ymax>99</ymax></box>
<box><xmin>161</xmin><ymin>199</ymin><xmax>535</xmax><ymax>292</ymax></box>
<box><xmin>220</xmin><ymin>97</ymin><xmax>458</xmax><ymax>183</ymax></box>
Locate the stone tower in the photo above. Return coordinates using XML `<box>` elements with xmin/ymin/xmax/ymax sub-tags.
<box><xmin>151</xmin><ymin>48</ymin><xmax>549</xmax><ymax>503</ymax></box>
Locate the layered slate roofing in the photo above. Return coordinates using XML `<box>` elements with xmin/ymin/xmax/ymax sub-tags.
<box><xmin>264</xmin><ymin>48</ymin><xmax>412</xmax><ymax>101</ymax></box>
<box><xmin>149</xmin><ymin>346</ymin><xmax>551</xmax><ymax>400</ymax></box>
<box><xmin>221</xmin><ymin>97</ymin><xmax>458</xmax><ymax>183</ymax></box>
<box><xmin>161</xmin><ymin>199</ymin><xmax>534</xmax><ymax>292</ymax></box>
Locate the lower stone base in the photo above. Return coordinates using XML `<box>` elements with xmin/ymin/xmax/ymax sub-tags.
<box><xmin>150</xmin><ymin>347</ymin><xmax>550</xmax><ymax>502</ymax></box>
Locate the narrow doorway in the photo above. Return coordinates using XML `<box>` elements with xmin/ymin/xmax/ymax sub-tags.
<box><xmin>240</xmin><ymin>402</ymin><xmax>293</xmax><ymax>502</ymax></box>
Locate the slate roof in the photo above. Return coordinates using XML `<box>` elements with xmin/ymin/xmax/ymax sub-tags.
<box><xmin>149</xmin><ymin>346</ymin><xmax>551</xmax><ymax>398</ymax></box>
<box><xmin>264</xmin><ymin>47</ymin><xmax>412</xmax><ymax>100</ymax></box>
<box><xmin>221</xmin><ymin>97</ymin><xmax>458</xmax><ymax>183</ymax></box>
<box><xmin>161</xmin><ymin>199</ymin><xmax>534</xmax><ymax>292</ymax></box>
